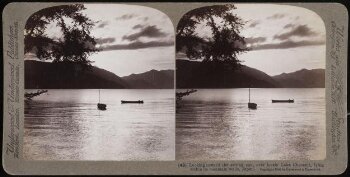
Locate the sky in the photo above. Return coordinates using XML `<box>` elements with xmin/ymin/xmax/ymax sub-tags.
<box><xmin>83</xmin><ymin>4</ymin><xmax>175</xmax><ymax>76</ymax></box>
<box><xmin>176</xmin><ymin>4</ymin><xmax>326</xmax><ymax>76</ymax></box>
<box><xmin>25</xmin><ymin>4</ymin><xmax>175</xmax><ymax>77</ymax></box>
<box><xmin>25</xmin><ymin>4</ymin><xmax>326</xmax><ymax>77</ymax></box>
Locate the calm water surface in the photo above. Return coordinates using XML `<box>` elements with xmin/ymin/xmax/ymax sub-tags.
<box><xmin>24</xmin><ymin>89</ymin><xmax>175</xmax><ymax>160</ymax></box>
<box><xmin>176</xmin><ymin>88</ymin><xmax>325</xmax><ymax>160</ymax></box>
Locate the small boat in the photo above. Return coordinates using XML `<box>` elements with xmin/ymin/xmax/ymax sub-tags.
<box><xmin>248</xmin><ymin>88</ymin><xmax>257</xmax><ymax>109</ymax></box>
<box><xmin>121</xmin><ymin>100</ymin><xmax>144</xmax><ymax>104</ymax></box>
<box><xmin>97</xmin><ymin>89</ymin><xmax>107</xmax><ymax>110</ymax></box>
<box><xmin>248</xmin><ymin>102</ymin><xmax>257</xmax><ymax>109</ymax></box>
<box><xmin>272</xmin><ymin>99</ymin><xmax>294</xmax><ymax>103</ymax></box>
<box><xmin>97</xmin><ymin>103</ymin><xmax>106</xmax><ymax>110</ymax></box>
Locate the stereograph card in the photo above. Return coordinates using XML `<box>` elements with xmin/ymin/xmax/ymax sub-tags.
<box><xmin>1</xmin><ymin>1</ymin><xmax>348</xmax><ymax>175</ymax></box>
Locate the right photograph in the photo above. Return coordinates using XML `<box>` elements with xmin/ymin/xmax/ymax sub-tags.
<box><xmin>176</xmin><ymin>4</ymin><xmax>326</xmax><ymax>160</ymax></box>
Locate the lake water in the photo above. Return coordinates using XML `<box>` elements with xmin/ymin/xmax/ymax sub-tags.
<box><xmin>24</xmin><ymin>89</ymin><xmax>175</xmax><ymax>160</ymax></box>
<box><xmin>176</xmin><ymin>88</ymin><xmax>326</xmax><ymax>160</ymax></box>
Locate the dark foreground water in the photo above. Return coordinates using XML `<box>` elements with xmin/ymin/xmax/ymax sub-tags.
<box><xmin>176</xmin><ymin>88</ymin><xmax>325</xmax><ymax>160</ymax></box>
<box><xmin>24</xmin><ymin>89</ymin><xmax>175</xmax><ymax>160</ymax></box>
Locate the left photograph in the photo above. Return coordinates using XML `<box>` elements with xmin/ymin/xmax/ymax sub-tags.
<box><xmin>23</xmin><ymin>4</ymin><xmax>175</xmax><ymax>160</ymax></box>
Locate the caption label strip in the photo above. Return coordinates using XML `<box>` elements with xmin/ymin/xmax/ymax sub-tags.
<box><xmin>329</xmin><ymin>21</ymin><xmax>345</xmax><ymax>156</ymax></box>
<box><xmin>5</xmin><ymin>21</ymin><xmax>20</xmax><ymax>159</ymax></box>
<box><xmin>177</xmin><ymin>162</ymin><xmax>325</xmax><ymax>173</ymax></box>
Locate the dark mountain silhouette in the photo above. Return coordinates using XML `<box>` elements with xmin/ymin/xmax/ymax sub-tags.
<box><xmin>176</xmin><ymin>60</ymin><xmax>325</xmax><ymax>88</ymax></box>
<box><xmin>176</xmin><ymin>60</ymin><xmax>279</xmax><ymax>88</ymax></box>
<box><xmin>273</xmin><ymin>68</ymin><xmax>325</xmax><ymax>88</ymax></box>
<box><xmin>25</xmin><ymin>60</ymin><xmax>174</xmax><ymax>89</ymax></box>
<box><xmin>122</xmin><ymin>69</ymin><xmax>174</xmax><ymax>89</ymax></box>
<box><xmin>25</xmin><ymin>60</ymin><xmax>324</xmax><ymax>89</ymax></box>
<box><xmin>25</xmin><ymin>60</ymin><xmax>128</xmax><ymax>89</ymax></box>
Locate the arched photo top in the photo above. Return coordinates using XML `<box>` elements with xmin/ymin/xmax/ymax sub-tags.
<box><xmin>24</xmin><ymin>4</ymin><xmax>175</xmax><ymax>89</ymax></box>
<box><xmin>176</xmin><ymin>4</ymin><xmax>326</xmax><ymax>85</ymax></box>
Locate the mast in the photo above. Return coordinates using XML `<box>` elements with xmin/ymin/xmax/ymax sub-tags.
<box><xmin>249</xmin><ymin>88</ymin><xmax>251</xmax><ymax>103</ymax></box>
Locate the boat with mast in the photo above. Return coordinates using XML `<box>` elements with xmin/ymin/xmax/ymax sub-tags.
<box><xmin>97</xmin><ymin>89</ymin><xmax>107</xmax><ymax>110</ymax></box>
<box><xmin>248</xmin><ymin>87</ymin><xmax>257</xmax><ymax>109</ymax></box>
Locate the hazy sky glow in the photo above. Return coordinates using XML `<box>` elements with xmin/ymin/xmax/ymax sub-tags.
<box><xmin>26</xmin><ymin>4</ymin><xmax>175</xmax><ymax>77</ymax></box>
<box><xmin>177</xmin><ymin>4</ymin><xmax>326</xmax><ymax>76</ymax></box>
<box><xmin>85</xmin><ymin>4</ymin><xmax>175</xmax><ymax>76</ymax></box>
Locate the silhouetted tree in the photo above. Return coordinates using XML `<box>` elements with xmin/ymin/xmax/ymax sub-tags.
<box><xmin>25</xmin><ymin>4</ymin><xmax>99</xmax><ymax>66</ymax></box>
<box><xmin>177</xmin><ymin>4</ymin><xmax>248</xmax><ymax>70</ymax></box>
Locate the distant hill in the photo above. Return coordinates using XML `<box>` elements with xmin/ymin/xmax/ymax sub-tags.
<box><xmin>176</xmin><ymin>60</ymin><xmax>325</xmax><ymax>88</ymax></box>
<box><xmin>25</xmin><ymin>60</ymin><xmax>128</xmax><ymax>89</ymax></box>
<box><xmin>273</xmin><ymin>68</ymin><xmax>325</xmax><ymax>88</ymax></box>
<box><xmin>176</xmin><ymin>60</ymin><xmax>279</xmax><ymax>88</ymax></box>
<box><xmin>122</xmin><ymin>69</ymin><xmax>174</xmax><ymax>89</ymax></box>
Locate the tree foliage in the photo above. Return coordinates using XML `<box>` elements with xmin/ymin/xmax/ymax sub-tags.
<box><xmin>177</xmin><ymin>4</ymin><xmax>248</xmax><ymax>70</ymax></box>
<box><xmin>25</xmin><ymin>4</ymin><xmax>98</xmax><ymax>66</ymax></box>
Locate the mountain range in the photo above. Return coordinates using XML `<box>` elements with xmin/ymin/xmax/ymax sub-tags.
<box><xmin>25</xmin><ymin>60</ymin><xmax>174</xmax><ymax>89</ymax></box>
<box><xmin>176</xmin><ymin>60</ymin><xmax>325</xmax><ymax>88</ymax></box>
<box><xmin>25</xmin><ymin>60</ymin><xmax>325</xmax><ymax>89</ymax></box>
<box><xmin>122</xmin><ymin>69</ymin><xmax>174</xmax><ymax>89</ymax></box>
<box><xmin>272</xmin><ymin>68</ymin><xmax>325</xmax><ymax>88</ymax></box>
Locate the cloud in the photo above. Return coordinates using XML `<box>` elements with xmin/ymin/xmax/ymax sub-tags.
<box><xmin>132</xmin><ymin>24</ymin><xmax>144</xmax><ymax>29</ymax></box>
<box><xmin>115</xmin><ymin>14</ymin><xmax>137</xmax><ymax>20</ymax></box>
<box><xmin>122</xmin><ymin>25</ymin><xmax>168</xmax><ymax>41</ymax></box>
<box><xmin>245</xmin><ymin>37</ymin><xmax>266</xmax><ymax>44</ymax></box>
<box><xmin>283</xmin><ymin>23</ymin><xmax>296</xmax><ymax>29</ymax></box>
<box><xmin>100</xmin><ymin>40</ymin><xmax>174</xmax><ymax>51</ymax></box>
<box><xmin>266</xmin><ymin>13</ymin><xmax>286</xmax><ymax>19</ymax></box>
<box><xmin>97</xmin><ymin>21</ymin><xmax>109</xmax><ymax>28</ymax></box>
<box><xmin>274</xmin><ymin>24</ymin><xmax>318</xmax><ymax>40</ymax></box>
<box><xmin>96</xmin><ymin>37</ymin><xmax>116</xmax><ymax>44</ymax></box>
<box><xmin>248</xmin><ymin>21</ymin><xmax>260</xmax><ymax>28</ymax></box>
<box><xmin>251</xmin><ymin>39</ymin><xmax>325</xmax><ymax>50</ymax></box>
